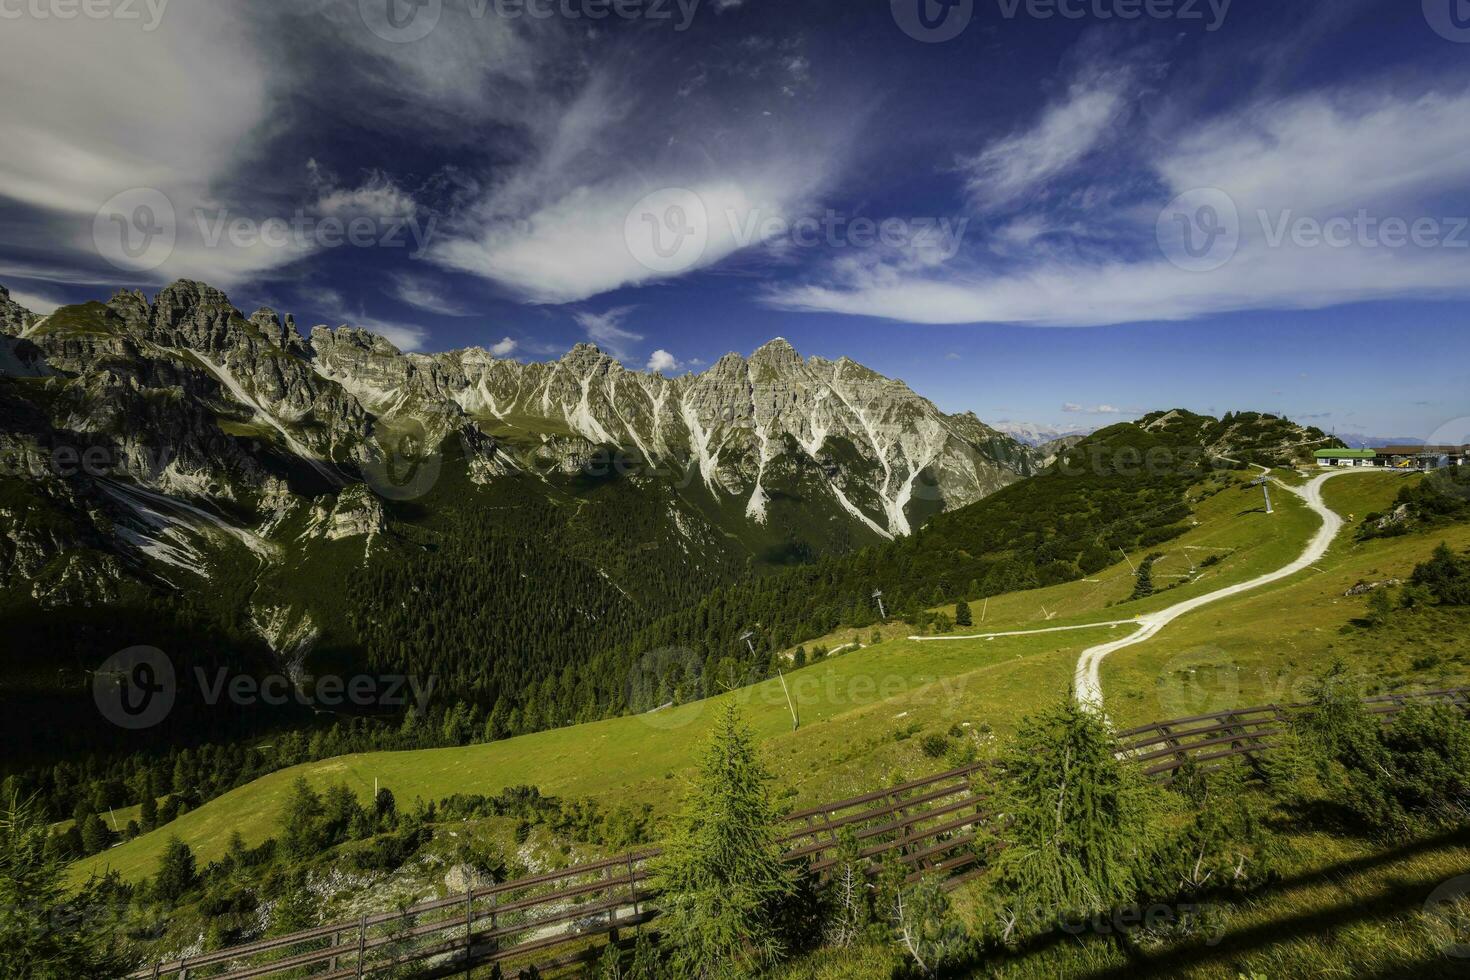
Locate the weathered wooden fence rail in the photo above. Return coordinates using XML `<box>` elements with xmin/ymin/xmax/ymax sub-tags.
<box><xmin>134</xmin><ymin>686</ymin><xmax>1469</xmax><ymax>979</ymax></box>
<box><xmin>1117</xmin><ymin>686</ymin><xmax>1470</xmax><ymax>779</ymax></box>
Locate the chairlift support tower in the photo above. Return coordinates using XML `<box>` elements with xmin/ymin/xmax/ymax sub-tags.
<box><xmin>872</xmin><ymin>589</ymin><xmax>887</xmax><ymax>620</ymax></box>
<box><xmin>1249</xmin><ymin>475</ymin><xmax>1274</xmax><ymax>515</ymax></box>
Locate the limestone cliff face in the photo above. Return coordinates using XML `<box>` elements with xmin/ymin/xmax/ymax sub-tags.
<box><xmin>0</xmin><ymin>286</ymin><xmax>37</xmax><ymax>337</ymax></box>
<box><xmin>382</xmin><ymin>335</ymin><xmax>1036</xmax><ymax>537</ymax></box>
<box><xmin>0</xmin><ymin>280</ymin><xmax>1035</xmax><ymax>610</ymax></box>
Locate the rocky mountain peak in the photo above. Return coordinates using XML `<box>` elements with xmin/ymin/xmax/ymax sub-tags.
<box><xmin>749</xmin><ymin>336</ymin><xmax>804</xmax><ymax>375</ymax></box>
<box><xmin>311</xmin><ymin>324</ymin><xmax>402</xmax><ymax>359</ymax></box>
<box><xmin>557</xmin><ymin>343</ymin><xmax>628</xmax><ymax>384</ymax></box>
<box><xmin>249</xmin><ymin>308</ymin><xmax>309</xmax><ymax>355</ymax></box>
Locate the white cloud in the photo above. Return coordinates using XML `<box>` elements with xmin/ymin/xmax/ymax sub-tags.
<box><xmin>770</xmin><ymin>81</ymin><xmax>1470</xmax><ymax>327</ymax></box>
<box><xmin>424</xmin><ymin>40</ymin><xmax>858</xmax><ymax>304</ymax></box>
<box><xmin>961</xmin><ymin>68</ymin><xmax>1132</xmax><ymax>210</ymax></box>
<box><xmin>389</xmin><ymin>272</ymin><xmax>467</xmax><ymax>316</ymax></box>
<box><xmin>433</xmin><ymin>173</ymin><xmax>818</xmax><ymax>304</ymax></box>
<box><xmin>310</xmin><ymin>162</ymin><xmax>418</xmax><ymax>219</ymax></box>
<box><xmin>646</xmin><ymin>349</ymin><xmax>680</xmax><ymax>373</ymax></box>
<box><xmin>0</xmin><ymin>7</ymin><xmax>316</xmax><ymax>288</ymax></box>
<box><xmin>341</xmin><ymin>315</ymin><xmax>428</xmax><ymax>353</ymax></box>
<box><xmin>573</xmin><ymin>307</ymin><xmax>642</xmax><ymax>359</ymax></box>
<box><xmin>489</xmin><ymin>337</ymin><xmax>518</xmax><ymax>357</ymax></box>
<box><xmin>5</xmin><ymin>288</ymin><xmax>63</xmax><ymax>316</ymax></box>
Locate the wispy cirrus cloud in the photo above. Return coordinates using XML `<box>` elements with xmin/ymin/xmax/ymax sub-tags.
<box><xmin>770</xmin><ymin>67</ymin><xmax>1470</xmax><ymax>327</ymax></box>
<box><xmin>960</xmin><ymin>66</ymin><xmax>1134</xmax><ymax>211</ymax></box>
<box><xmin>573</xmin><ymin>306</ymin><xmax>642</xmax><ymax>359</ymax></box>
<box><xmin>389</xmin><ymin>271</ymin><xmax>468</xmax><ymax>316</ymax></box>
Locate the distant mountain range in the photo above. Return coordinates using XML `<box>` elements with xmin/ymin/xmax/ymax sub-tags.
<box><xmin>992</xmin><ymin>420</ymin><xmax>1096</xmax><ymax>447</ymax></box>
<box><xmin>1335</xmin><ymin>434</ymin><xmax>1434</xmax><ymax>450</ymax></box>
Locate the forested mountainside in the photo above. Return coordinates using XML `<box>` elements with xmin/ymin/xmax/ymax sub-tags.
<box><xmin>0</xmin><ymin>280</ymin><xmax>1035</xmax><ymax>764</ymax></box>
<box><xmin>582</xmin><ymin>411</ymin><xmax>1343</xmax><ymax>712</ymax></box>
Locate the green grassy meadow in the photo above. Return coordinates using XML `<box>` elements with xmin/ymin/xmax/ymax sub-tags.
<box><xmin>72</xmin><ymin>469</ymin><xmax>1470</xmax><ymax>889</ymax></box>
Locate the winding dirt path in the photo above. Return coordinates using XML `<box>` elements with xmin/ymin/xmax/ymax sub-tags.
<box><xmin>1073</xmin><ymin>470</ymin><xmax>1354</xmax><ymax>710</ymax></box>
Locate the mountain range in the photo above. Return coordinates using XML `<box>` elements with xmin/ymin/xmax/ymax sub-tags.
<box><xmin>0</xmin><ymin>280</ymin><xmax>1043</xmax><ymax>756</ymax></box>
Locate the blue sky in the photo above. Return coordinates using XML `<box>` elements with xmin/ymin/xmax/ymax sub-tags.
<box><xmin>1</xmin><ymin>0</ymin><xmax>1468</xmax><ymax>440</ymax></box>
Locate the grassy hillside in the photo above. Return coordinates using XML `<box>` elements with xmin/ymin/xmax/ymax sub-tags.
<box><xmin>80</xmin><ymin>466</ymin><xmax>1470</xmax><ymax>888</ymax></box>
<box><xmin>1102</xmin><ymin>472</ymin><xmax>1470</xmax><ymax>726</ymax></box>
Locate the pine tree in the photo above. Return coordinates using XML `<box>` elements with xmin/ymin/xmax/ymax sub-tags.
<box><xmin>596</xmin><ymin>940</ymin><xmax>622</xmax><ymax>979</ymax></box>
<box><xmin>826</xmin><ymin>826</ymin><xmax>870</xmax><ymax>947</ymax></box>
<box><xmin>1129</xmin><ymin>552</ymin><xmax>1162</xmax><ymax>601</ymax></box>
<box><xmin>892</xmin><ymin>877</ymin><xmax>965</xmax><ymax>976</ymax></box>
<box><xmin>485</xmin><ymin>697</ymin><xmax>510</xmax><ymax>742</ymax></box>
<box><xmin>281</xmin><ymin>777</ymin><xmax>325</xmax><ymax>861</ymax></box>
<box><xmin>0</xmin><ymin>792</ymin><xmax>125</xmax><ymax>977</ymax></box>
<box><xmin>626</xmin><ymin>932</ymin><xmax>662</xmax><ymax>977</ymax></box>
<box><xmin>154</xmin><ymin>836</ymin><xmax>198</xmax><ymax>905</ymax></box>
<box><xmin>955</xmin><ymin>600</ymin><xmax>973</xmax><ymax>628</ymax></box>
<box><xmin>139</xmin><ymin>773</ymin><xmax>158</xmax><ymax>831</ymax></box>
<box><xmin>991</xmin><ymin>696</ymin><xmax>1161</xmax><ymax>933</ymax></box>
<box><xmin>271</xmin><ymin>870</ymin><xmax>318</xmax><ymax>934</ymax></box>
<box><xmin>793</xmin><ymin>646</ymin><xmax>807</xmax><ymax>669</ymax></box>
<box><xmin>79</xmin><ymin>812</ymin><xmax>112</xmax><ymax>855</ymax></box>
<box><xmin>652</xmin><ymin>702</ymin><xmax>795</xmax><ymax>974</ymax></box>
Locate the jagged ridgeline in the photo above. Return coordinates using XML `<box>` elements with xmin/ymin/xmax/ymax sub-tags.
<box><xmin>0</xmin><ymin>281</ymin><xmax>1038</xmax><ymax>761</ymax></box>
